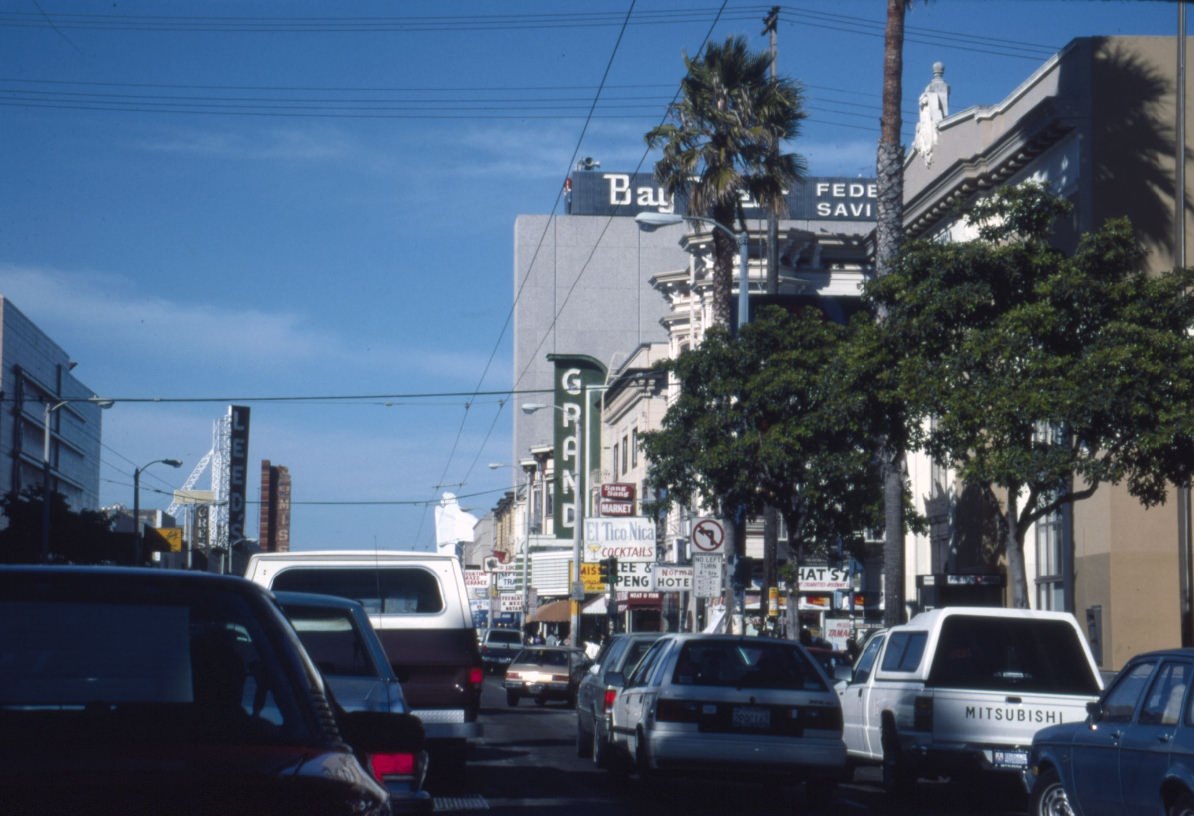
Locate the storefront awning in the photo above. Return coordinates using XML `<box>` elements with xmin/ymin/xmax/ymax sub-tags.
<box><xmin>528</xmin><ymin>599</ymin><xmax>571</xmax><ymax>623</ymax></box>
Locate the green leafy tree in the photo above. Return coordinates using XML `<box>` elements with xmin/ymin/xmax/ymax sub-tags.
<box><xmin>0</xmin><ymin>486</ymin><xmax>131</xmax><ymax>565</ymax></box>
<box><xmin>866</xmin><ymin>183</ymin><xmax>1194</xmax><ymax>607</ymax></box>
<box><xmin>641</xmin><ymin>306</ymin><xmax>893</xmax><ymax>602</ymax></box>
<box><xmin>646</xmin><ymin>35</ymin><xmax>806</xmax><ymax>327</ymax></box>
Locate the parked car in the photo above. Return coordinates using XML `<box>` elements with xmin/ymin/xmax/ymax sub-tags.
<box><xmin>1025</xmin><ymin>648</ymin><xmax>1194</xmax><ymax>816</ymax></box>
<box><xmin>274</xmin><ymin>591</ymin><xmax>431</xmax><ymax>813</ymax></box>
<box><xmin>478</xmin><ymin>628</ymin><xmax>524</xmax><ymax>673</ymax></box>
<box><xmin>605</xmin><ymin>633</ymin><xmax>847</xmax><ymax>808</ymax></box>
<box><xmin>0</xmin><ymin>565</ymin><xmax>422</xmax><ymax>816</ymax></box>
<box><xmin>575</xmin><ymin>632</ymin><xmax>663</xmax><ymax>767</ymax></box>
<box><xmin>244</xmin><ymin>550</ymin><xmax>484</xmax><ymax>784</ymax></box>
<box><xmin>503</xmin><ymin>646</ymin><xmax>590</xmax><ymax>707</ymax></box>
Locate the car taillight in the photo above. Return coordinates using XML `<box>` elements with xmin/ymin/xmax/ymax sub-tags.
<box><xmin>914</xmin><ymin>696</ymin><xmax>933</xmax><ymax>732</ymax></box>
<box><xmin>655</xmin><ymin>698</ymin><xmax>702</xmax><ymax>723</ymax></box>
<box><xmin>370</xmin><ymin>752</ymin><xmax>416</xmax><ymax>781</ymax></box>
<box><xmin>507</xmin><ymin>670</ymin><xmax>522</xmax><ymax>680</ymax></box>
<box><xmin>468</xmin><ymin>666</ymin><xmax>485</xmax><ymax>687</ymax></box>
<box><xmin>551</xmin><ymin>674</ymin><xmax>569</xmax><ymax>683</ymax></box>
<box><xmin>602</xmin><ymin>688</ymin><xmax>617</xmax><ymax>712</ymax></box>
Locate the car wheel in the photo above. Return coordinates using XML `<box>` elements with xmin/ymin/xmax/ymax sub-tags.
<box><xmin>1028</xmin><ymin>768</ymin><xmax>1069</xmax><ymax>816</ymax></box>
<box><xmin>1171</xmin><ymin>790</ymin><xmax>1194</xmax><ymax>816</ymax></box>
<box><xmin>506</xmin><ymin>691</ymin><xmax>519</xmax><ymax>707</ymax></box>
<box><xmin>592</xmin><ymin>715</ymin><xmax>608</xmax><ymax>768</ymax></box>
<box><xmin>576</xmin><ymin>714</ymin><xmax>593</xmax><ymax>758</ymax></box>
<box><xmin>881</xmin><ymin>718</ymin><xmax>914</xmax><ymax>796</ymax></box>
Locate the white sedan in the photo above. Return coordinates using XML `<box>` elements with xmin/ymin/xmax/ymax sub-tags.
<box><xmin>606</xmin><ymin>633</ymin><xmax>847</xmax><ymax>809</ymax></box>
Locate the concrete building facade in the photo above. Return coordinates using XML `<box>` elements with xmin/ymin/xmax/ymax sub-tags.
<box><xmin>0</xmin><ymin>296</ymin><xmax>105</xmax><ymax>517</ymax></box>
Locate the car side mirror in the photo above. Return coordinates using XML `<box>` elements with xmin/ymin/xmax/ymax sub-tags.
<box><xmin>588</xmin><ymin>663</ymin><xmax>600</xmax><ymax>675</ymax></box>
<box><xmin>605</xmin><ymin>670</ymin><xmax>626</xmax><ymax>688</ymax></box>
<box><xmin>1086</xmin><ymin>700</ymin><xmax>1104</xmax><ymax>727</ymax></box>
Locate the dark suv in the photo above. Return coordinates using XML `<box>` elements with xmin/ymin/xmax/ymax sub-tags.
<box><xmin>0</xmin><ymin>565</ymin><xmax>421</xmax><ymax>816</ymax></box>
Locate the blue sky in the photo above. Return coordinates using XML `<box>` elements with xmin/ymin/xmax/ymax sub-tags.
<box><xmin>0</xmin><ymin>0</ymin><xmax>1185</xmax><ymax>552</ymax></box>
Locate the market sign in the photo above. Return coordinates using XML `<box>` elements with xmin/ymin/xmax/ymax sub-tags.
<box><xmin>599</xmin><ymin>483</ymin><xmax>636</xmax><ymax>516</ymax></box>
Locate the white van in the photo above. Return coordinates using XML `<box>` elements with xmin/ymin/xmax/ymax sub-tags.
<box><xmin>245</xmin><ymin>551</ymin><xmax>483</xmax><ymax>782</ymax></box>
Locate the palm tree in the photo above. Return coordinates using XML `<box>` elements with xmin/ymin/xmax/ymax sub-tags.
<box><xmin>646</xmin><ymin>35</ymin><xmax>807</xmax><ymax>327</ymax></box>
<box><xmin>877</xmin><ymin>0</ymin><xmax>910</xmax><ymax>627</ymax></box>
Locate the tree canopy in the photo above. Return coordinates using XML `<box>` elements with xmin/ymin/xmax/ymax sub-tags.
<box><xmin>866</xmin><ymin>182</ymin><xmax>1194</xmax><ymax>606</ymax></box>
<box><xmin>641</xmin><ymin>305</ymin><xmax>894</xmax><ymax>562</ymax></box>
<box><xmin>0</xmin><ymin>487</ymin><xmax>130</xmax><ymax>565</ymax></box>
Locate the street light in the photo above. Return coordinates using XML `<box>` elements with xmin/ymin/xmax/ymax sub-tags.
<box><xmin>133</xmin><ymin>458</ymin><xmax>183</xmax><ymax>566</ymax></box>
<box><xmin>635</xmin><ymin>211</ymin><xmax>751</xmax><ymax>332</ymax></box>
<box><xmin>41</xmin><ymin>396</ymin><xmax>113</xmax><ymax>563</ymax></box>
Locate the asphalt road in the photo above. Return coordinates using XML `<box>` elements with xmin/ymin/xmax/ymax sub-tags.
<box><xmin>425</xmin><ymin>675</ymin><xmax>1031</xmax><ymax>815</ymax></box>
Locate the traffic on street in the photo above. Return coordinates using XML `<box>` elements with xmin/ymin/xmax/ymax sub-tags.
<box><xmin>424</xmin><ymin>673</ymin><xmax>1029</xmax><ymax>816</ymax></box>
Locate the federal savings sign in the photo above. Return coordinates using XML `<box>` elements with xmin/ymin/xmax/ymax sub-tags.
<box><xmin>567</xmin><ymin>171</ymin><xmax>877</xmax><ymax>221</ymax></box>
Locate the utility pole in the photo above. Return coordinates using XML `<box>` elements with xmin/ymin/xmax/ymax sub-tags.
<box><xmin>761</xmin><ymin>5</ymin><xmax>782</xmax><ymax>629</ymax></box>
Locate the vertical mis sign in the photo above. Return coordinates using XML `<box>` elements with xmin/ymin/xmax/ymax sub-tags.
<box><xmin>546</xmin><ymin>354</ymin><xmax>605</xmax><ymax>541</ymax></box>
<box><xmin>228</xmin><ymin>405</ymin><xmax>251</xmax><ymax>546</ymax></box>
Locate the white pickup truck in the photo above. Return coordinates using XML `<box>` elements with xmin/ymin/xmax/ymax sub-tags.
<box><xmin>837</xmin><ymin>606</ymin><xmax>1103</xmax><ymax>793</ymax></box>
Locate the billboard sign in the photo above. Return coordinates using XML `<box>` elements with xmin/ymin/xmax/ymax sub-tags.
<box><xmin>567</xmin><ymin>171</ymin><xmax>877</xmax><ymax>222</ymax></box>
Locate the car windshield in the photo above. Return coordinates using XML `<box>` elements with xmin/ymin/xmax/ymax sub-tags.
<box><xmin>516</xmin><ymin>649</ymin><xmax>569</xmax><ymax>666</ymax></box>
<box><xmin>671</xmin><ymin>641</ymin><xmax>828</xmax><ymax>691</ymax></box>
<box><xmin>0</xmin><ymin>580</ymin><xmax>311</xmax><ymax>747</ymax></box>
<box><xmin>282</xmin><ymin>605</ymin><xmax>377</xmax><ymax>678</ymax></box>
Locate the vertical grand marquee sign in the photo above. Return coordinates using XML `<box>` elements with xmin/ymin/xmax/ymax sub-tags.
<box><xmin>546</xmin><ymin>354</ymin><xmax>606</xmax><ymax>541</ymax></box>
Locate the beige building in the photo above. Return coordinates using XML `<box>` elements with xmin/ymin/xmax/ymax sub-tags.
<box><xmin>902</xmin><ymin>36</ymin><xmax>1193</xmax><ymax>669</ymax></box>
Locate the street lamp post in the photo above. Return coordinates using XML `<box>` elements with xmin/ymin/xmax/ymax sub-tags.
<box><xmin>41</xmin><ymin>399</ymin><xmax>69</xmax><ymax>564</ymax></box>
<box><xmin>520</xmin><ymin>459</ymin><xmax>538</xmax><ymax>632</ymax></box>
<box><xmin>634</xmin><ymin>211</ymin><xmax>751</xmax><ymax>332</ymax></box>
<box><xmin>637</xmin><ymin>211</ymin><xmax>753</xmax><ymax>634</ymax></box>
<box><xmin>40</xmin><ymin>396</ymin><xmax>113</xmax><ymax>563</ymax></box>
<box><xmin>133</xmin><ymin>458</ymin><xmax>183</xmax><ymax>566</ymax></box>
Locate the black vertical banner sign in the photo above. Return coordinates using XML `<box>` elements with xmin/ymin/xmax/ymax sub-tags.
<box><xmin>228</xmin><ymin>405</ymin><xmax>251</xmax><ymax>545</ymax></box>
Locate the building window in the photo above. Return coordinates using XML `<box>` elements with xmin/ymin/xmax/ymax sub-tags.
<box><xmin>621</xmin><ymin>435</ymin><xmax>629</xmax><ymax>474</ymax></box>
<box><xmin>631</xmin><ymin>427</ymin><xmax>638</xmax><ymax>468</ymax></box>
<box><xmin>1036</xmin><ymin>509</ymin><xmax>1065</xmax><ymax>611</ymax></box>
<box><xmin>612</xmin><ymin>443</ymin><xmax>619</xmax><ymax>479</ymax></box>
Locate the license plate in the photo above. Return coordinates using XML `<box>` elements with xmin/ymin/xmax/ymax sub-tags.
<box><xmin>732</xmin><ymin>706</ymin><xmax>770</xmax><ymax>729</ymax></box>
<box><xmin>992</xmin><ymin>749</ymin><xmax>1028</xmax><ymax>769</ymax></box>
